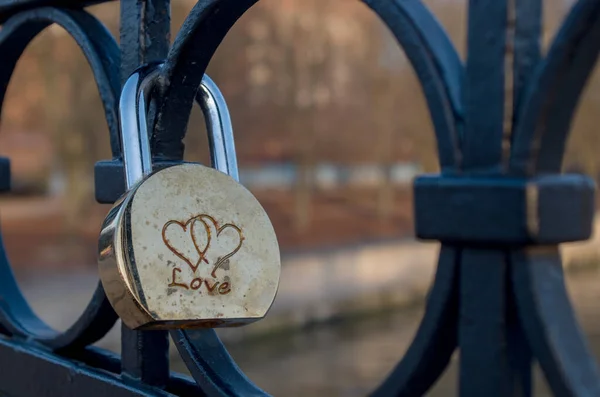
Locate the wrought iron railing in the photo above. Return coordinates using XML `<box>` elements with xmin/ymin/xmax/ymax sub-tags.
<box><xmin>0</xmin><ymin>0</ymin><xmax>599</xmax><ymax>396</ymax></box>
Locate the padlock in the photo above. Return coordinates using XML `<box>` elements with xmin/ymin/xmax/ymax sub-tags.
<box><xmin>98</xmin><ymin>64</ymin><xmax>281</xmax><ymax>330</ymax></box>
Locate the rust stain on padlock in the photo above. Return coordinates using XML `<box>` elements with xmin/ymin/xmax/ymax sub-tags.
<box><xmin>98</xmin><ymin>164</ymin><xmax>281</xmax><ymax>330</ymax></box>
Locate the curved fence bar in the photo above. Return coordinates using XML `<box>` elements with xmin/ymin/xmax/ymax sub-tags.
<box><xmin>512</xmin><ymin>248</ymin><xmax>600</xmax><ymax>396</ymax></box>
<box><xmin>171</xmin><ymin>329</ymin><xmax>269</xmax><ymax>396</ymax></box>
<box><xmin>0</xmin><ymin>8</ymin><xmax>122</xmax><ymax>156</ymax></box>
<box><xmin>371</xmin><ymin>246</ymin><xmax>459</xmax><ymax>397</ymax></box>
<box><xmin>154</xmin><ymin>0</ymin><xmax>464</xmax><ymax>171</ymax></box>
<box><xmin>510</xmin><ymin>0</ymin><xmax>600</xmax><ymax>175</ymax></box>
<box><xmin>0</xmin><ymin>7</ymin><xmax>119</xmax><ymax>351</ymax></box>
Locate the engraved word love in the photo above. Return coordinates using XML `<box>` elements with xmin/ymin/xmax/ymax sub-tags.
<box><xmin>161</xmin><ymin>214</ymin><xmax>244</xmax><ymax>295</ymax></box>
<box><xmin>168</xmin><ymin>268</ymin><xmax>232</xmax><ymax>295</ymax></box>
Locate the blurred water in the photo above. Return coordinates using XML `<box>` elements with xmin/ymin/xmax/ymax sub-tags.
<box><xmin>169</xmin><ymin>268</ymin><xmax>600</xmax><ymax>396</ymax></box>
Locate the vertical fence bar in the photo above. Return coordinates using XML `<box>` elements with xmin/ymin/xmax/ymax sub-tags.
<box><xmin>120</xmin><ymin>0</ymin><xmax>171</xmax><ymax>84</ymax></box>
<box><xmin>459</xmin><ymin>249</ymin><xmax>530</xmax><ymax>397</ymax></box>
<box><xmin>512</xmin><ymin>0</ymin><xmax>541</xmax><ymax>121</ymax></box>
<box><xmin>462</xmin><ymin>0</ymin><xmax>508</xmax><ymax>172</ymax></box>
<box><xmin>119</xmin><ymin>0</ymin><xmax>171</xmax><ymax>388</ymax></box>
<box><xmin>459</xmin><ymin>1</ymin><xmax>537</xmax><ymax>394</ymax></box>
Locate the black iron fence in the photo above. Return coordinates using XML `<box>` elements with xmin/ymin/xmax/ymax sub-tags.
<box><xmin>0</xmin><ymin>0</ymin><xmax>599</xmax><ymax>396</ymax></box>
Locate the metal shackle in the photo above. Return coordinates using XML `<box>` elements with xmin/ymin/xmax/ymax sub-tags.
<box><xmin>119</xmin><ymin>63</ymin><xmax>239</xmax><ymax>190</ymax></box>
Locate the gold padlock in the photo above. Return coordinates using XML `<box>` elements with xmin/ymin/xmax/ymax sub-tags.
<box><xmin>98</xmin><ymin>64</ymin><xmax>281</xmax><ymax>330</ymax></box>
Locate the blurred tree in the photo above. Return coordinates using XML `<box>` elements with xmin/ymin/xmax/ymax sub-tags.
<box><xmin>37</xmin><ymin>28</ymin><xmax>108</xmax><ymax>237</ymax></box>
<box><xmin>3</xmin><ymin>24</ymin><xmax>110</xmax><ymax>237</ymax></box>
<box><xmin>366</xmin><ymin>22</ymin><xmax>396</xmax><ymax>220</ymax></box>
<box><xmin>287</xmin><ymin>0</ymin><xmax>327</xmax><ymax>232</ymax></box>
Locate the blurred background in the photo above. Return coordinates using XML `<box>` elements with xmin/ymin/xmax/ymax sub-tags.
<box><xmin>1</xmin><ymin>0</ymin><xmax>600</xmax><ymax>395</ymax></box>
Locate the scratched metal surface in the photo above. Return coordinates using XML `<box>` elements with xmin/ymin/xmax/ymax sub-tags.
<box><xmin>0</xmin><ymin>0</ymin><xmax>598</xmax><ymax>396</ymax></box>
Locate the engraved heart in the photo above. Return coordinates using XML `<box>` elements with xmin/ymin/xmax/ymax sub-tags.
<box><xmin>162</xmin><ymin>217</ymin><xmax>210</xmax><ymax>273</ymax></box>
<box><xmin>193</xmin><ymin>214</ymin><xmax>244</xmax><ymax>278</ymax></box>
